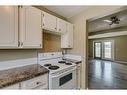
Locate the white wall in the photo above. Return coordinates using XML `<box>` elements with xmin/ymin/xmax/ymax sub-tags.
<box><xmin>67</xmin><ymin>6</ymin><xmax>122</xmax><ymax>89</ymax></box>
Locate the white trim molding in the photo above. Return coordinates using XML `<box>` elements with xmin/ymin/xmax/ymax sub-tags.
<box><xmin>114</xmin><ymin>61</ymin><xmax>127</xmax><ymax>64</ymax></box>
<box><xmin>88</xmin><ymin>31</ymin><xmax>127</xmax><ymax>39</ymax></box>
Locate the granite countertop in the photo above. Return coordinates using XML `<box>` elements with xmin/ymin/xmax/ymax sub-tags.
<box><xmin>0</xmin><ymin>64</ymin><xmax>49</xmax><ymax>88</ymax></box>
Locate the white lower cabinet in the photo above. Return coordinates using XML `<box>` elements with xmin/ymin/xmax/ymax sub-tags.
<box><xmin>2</xmin><ymin>83</ymin><xmax>20</xmax><ymax>90</ymax></box>
<box><xmin>76</xmin><ymin>64</ymin><xmax>81</xmax><ymax>89</ymax></box>
<box><xmin>2</xmin><ymin>74</ymin><xmax>48</xmax><ymax>90</ymax></box>
<box><xmin>20</xmin><ymin>74</ymin><xmax>48</xmax><ymax>89</ymax></box>
<box><xmin>32</xmin><ymin>84</ymin><xmax>48</xmax><ymax>90</ymax></box>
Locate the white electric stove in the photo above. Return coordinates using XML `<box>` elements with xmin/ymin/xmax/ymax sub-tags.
<box><xmin>38</xmin><ymin>52</ymin><xmax>77</xmax><ymax>89</ymax></box>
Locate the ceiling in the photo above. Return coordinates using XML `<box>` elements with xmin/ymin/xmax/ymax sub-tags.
<box><xmin>88</xmin><ymin>8</ymin><xmax>127</xmax><ymax>32</ymax></box>
<box><xmin>44</xmin><ymin>6</ymin><xmax>89</xmax><ymax>18</ymax></box>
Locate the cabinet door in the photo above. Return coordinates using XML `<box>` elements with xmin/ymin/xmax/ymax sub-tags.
<box><xmin>57</xmin><ymin>18</ymin><xmax>67</xmax><ymax>33</ymax></box>
<box><xmin>76</xmin><ymin>64</ymin><xmax>81</xmax><ymax>89</ymax></box>
<box><xmin>19</xmin><ymin>6</ymin><xmax>42</xmax><ymax>48</ymax></box>
<box><xmin>42</xmin><ymin>12</ymin><xmax>57</xmax><ymax>32</ymax></box>
<box><xmin>21</xmin><ymin>74</ymin><xmax>48</xmax><ymax>89</ymax></box>
<box><xmin>67</xmin><ymin>23</ymin><xmax>73</xmax><ymax>48</ymax></box>
<box><xmin>61</xmin><ymin>23</ymin><xmax>73</xmax><ymax>48</ymax></box>
<box><xmin>0</xmin><ymin>6</ymin><xmax>18</xmax><ymax>49</ymax></box>
<box><xmin>2</xmin><ymin>83</ymin><xmax>20</xmax><ymax>89</ymax></box>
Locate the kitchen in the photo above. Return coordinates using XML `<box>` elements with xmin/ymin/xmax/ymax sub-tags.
<box><xmin>0</xmin><ymin>5</ymin><xmax>124</xmax><ymax>90</ymax></box>
<box><xmin>0</xmin><ymin>6</ymin><xmax>82</xmax><ymax>89</ymax></box>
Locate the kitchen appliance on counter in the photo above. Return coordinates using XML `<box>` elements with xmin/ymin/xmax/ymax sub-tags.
<box><xmin>38</xmin><ymin>52</ymin><xmax>78</xmax><ymax>89</ymax></box>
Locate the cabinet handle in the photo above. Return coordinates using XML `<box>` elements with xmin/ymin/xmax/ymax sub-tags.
<box><xmin>55</xmin><ymin>27</ymin><xmax>57</xmax><ymax>30</ymax></box>
<box><xmin>19</xmin><ymin>5</ymin><xmax>23</xmax><ymax>8</ymax></box>
<box><xmin>40</xmin><ymin>44</ymin><xmax>42</xmax><ymax>47</ymax></box>
<box><xmin>43</xmin><ymin>14</ymin><xmax>44</xmax><ymax>17</ymax></box>
<box><xmin>59</xmin><ymin>29</ymin><xmax>61</xmax><ymax>31</ymax></box>
<box><xmin>36</xmin><ymin>82</ymin><xmax>41</xmax><ymax>85</ymax></box>
<box><xmin>51</xmin><ymin>53</ymin><xmax>54</xmax><ymax>56</ymax></box>
<box><xmin>18</xmin><ymin>41</ymin><xmax>20</xmax><ymax>47</ymax></box>
<box><xmin>43</xmin><ymin>23</ymin><xmax>45</xmax><ymax>26</ymax></box>
<box><xmin>21</xmin><ymin>42</ymin><xmax>23</xmax><ymax>46</ymax></box>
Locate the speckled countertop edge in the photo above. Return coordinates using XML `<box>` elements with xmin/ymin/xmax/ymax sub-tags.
<box><xmin>0</xmin><ymin>64</ymin><xmax>49</xmax><ymax>89</ymax></box>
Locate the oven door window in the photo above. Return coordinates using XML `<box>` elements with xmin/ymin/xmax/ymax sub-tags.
<box><xmin>59</xmin><ymin>73</ymin><xmax>72</xmax><ymax>86</ymax></box>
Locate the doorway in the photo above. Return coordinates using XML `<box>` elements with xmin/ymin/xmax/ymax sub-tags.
<box><xmin>86</xmin><ymin>6</ymin><xmax>127</xmax><ymax>89</ymax></box>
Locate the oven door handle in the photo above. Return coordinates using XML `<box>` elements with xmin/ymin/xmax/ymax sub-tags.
<box><xmin>51</xmin><ymin>67</ymin><xmax>76</xmax><ymax>78</ymax></box>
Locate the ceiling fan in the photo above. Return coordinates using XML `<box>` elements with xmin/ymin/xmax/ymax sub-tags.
<box><xmin>103</xmin><ymin>16</ymin><xmax>120</xmax><ymax>25</ymax></box>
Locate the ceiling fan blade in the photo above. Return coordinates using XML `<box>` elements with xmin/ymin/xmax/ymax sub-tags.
<box><xmin>119</xmin><ymin>16</ymin><xmax>127</xmax><ymax>21</ymax></box>
<box><xmin>103</xmin><ymin>20</ymin><xmax>112</xmax><ymax>23</ymax></box>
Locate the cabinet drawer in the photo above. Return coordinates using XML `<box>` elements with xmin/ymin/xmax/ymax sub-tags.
<box><xmin>33</xmin><ymin>84</ymin><xmax>48</xmax><ymax>90</ymax></box>
<box><xmin>21</xmin><ymin>74</ymin><xmax>48</xmax><ymax>89</ymax></box>
<box><xmin>2</xmin><ymin>83</ymin><xmax>20</xmax><ymax>89</ymax></box>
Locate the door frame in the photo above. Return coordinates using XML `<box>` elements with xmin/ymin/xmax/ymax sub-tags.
<box><xmin>86</xmin><ymin>6</ymin><xmax>126</xmax><ymax>89</ymax></box>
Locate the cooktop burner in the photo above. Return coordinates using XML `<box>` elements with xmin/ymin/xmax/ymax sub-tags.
<box><xmin>44</xmin><ymin>64</ymin><xmax>52</xmax><ymax>67</ymax></box>
<box><xmin>58</xmin><ymin>61</ymin><xmax>66</xmax><ymax>64</ymax></box>
<box><xmin>65</xmin><ymin>63</ymin><xmax>72</xmax><ymax>65</ymax></box>
<box><xmin>48</xmin><ymin>65</ymin><xmax>60</xmax><ymax>70</ymax></box>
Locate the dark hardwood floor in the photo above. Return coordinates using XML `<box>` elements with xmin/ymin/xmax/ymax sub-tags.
<box><xmin>88</xmin><ymin>59</ymin><xmax>127</xmax><ymax>89</ymax></box>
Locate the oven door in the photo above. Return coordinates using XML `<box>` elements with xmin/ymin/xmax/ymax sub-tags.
<box><xmin>49</xmin><ymin>67</ymin><xmax>77</xmax><ymax>89</ymax></box>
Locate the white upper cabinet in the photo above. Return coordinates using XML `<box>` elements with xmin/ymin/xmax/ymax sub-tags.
<box><xmin>57</xmin><ymin>18</ymin><xmax>67</xmax><ymax>34</ymax></box>
<box><xmin>61</xmin><ymin>22</ymin><xmax>73</xmax><ymax>48</ymax></box>
<box><xmin>19</xmin><ymin>6</ymin><xmax>42</xmax><ymax>48</ymax></box>
<box><xmin>42</xmin><ymin>12</ymin><xmax>57</xmax><ymax>32</ymax></box>
<box><xmin>0</xmin><ymin>6</ymin><xmax>18</xmax><ymax>49</ymax></box>
<box><xmin>0</xmin><ymin>6</ymin><xmax>73</xmax><ymax>49</ymax></box>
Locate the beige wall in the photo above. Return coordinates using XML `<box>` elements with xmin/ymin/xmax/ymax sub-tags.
<box><xmin>67</xmin><ymin>6</ymin><xmax>122</xmax><ymax>89</ymax></box>
<box><xmin>89</xmin><ymin>35</ymin><xmax>127</xmax><ymax>62</ymax></box>
<box><xmin>0</xmin><ymin>50</ymin><xmax>37</xmax><ymax>62</ymax></box>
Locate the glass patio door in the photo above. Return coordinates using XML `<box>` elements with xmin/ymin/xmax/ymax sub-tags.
<box><xmin>94</xmin><ymin>40</ymin><xmax>114</xmax><ymax>60</ymax></box>
<box><xmin>103</xmin><ymin>41</ymin><xmax>113</xmax><ymax>60</ymax></box>
<box><xmin>94</xmin><ymin>42</ymin><xmax>102</xmax><ymax>59</ymax></box>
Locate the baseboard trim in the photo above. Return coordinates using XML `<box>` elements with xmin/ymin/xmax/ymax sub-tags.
<box><xmin>114</xmin><ymin>61</ymin><xmax>127</xmax><ymax>64</ymax></box>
